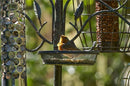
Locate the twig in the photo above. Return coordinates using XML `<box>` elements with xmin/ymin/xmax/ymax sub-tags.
<box><xmin>49</xmin><ymin>0</ymin><xmax>55</xmax><ymax>43</ymax></box>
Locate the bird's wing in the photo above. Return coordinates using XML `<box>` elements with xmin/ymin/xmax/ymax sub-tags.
<box><xmin>62</xmin><ymin>41</ymin><xmax>79</xmax><ymax>50</ymax></box>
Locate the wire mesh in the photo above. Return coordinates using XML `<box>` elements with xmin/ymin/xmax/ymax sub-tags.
<box><xmin>0</xmin><ymin>0</ymin><xmax>26</xmax><ymax>86</ymax></box>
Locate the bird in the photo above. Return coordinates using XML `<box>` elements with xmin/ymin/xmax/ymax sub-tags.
<box><xmin>57</xmin><ymin>35</ymin><xmax>80</xmax><ymax>58</ymax></box>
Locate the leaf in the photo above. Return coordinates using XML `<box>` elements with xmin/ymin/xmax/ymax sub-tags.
<box><xmin>74</xmin><ymin>1</ymin><xmax>84</xmax><ymax>21</ymax></box>
<box><xmin>33</xmin><ymin>0</ymin><xmax>41</xmax><ymax>25</ymax></box>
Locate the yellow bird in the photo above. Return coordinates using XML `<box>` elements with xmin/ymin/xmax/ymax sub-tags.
<box><xmin>57</xmin><ymin>35</ymin><xmax>80</xmax><ymax>58</ymax></box>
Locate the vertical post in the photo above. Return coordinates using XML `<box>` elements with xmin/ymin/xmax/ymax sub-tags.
<box><xmin>53</xmin><ymin>0</ymin><xmax>64</xmax><ymax>86</ymax></box>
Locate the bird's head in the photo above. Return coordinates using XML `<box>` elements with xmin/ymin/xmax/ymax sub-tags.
<box><xmin>59</xmin><ymin>35</ymin><xmax>69</xmax><ymax>43</ymax></box>
<box><xmin>57</xmin><ymin>35</ymin><xmax>69</xmax><ymax>47</ymax></box>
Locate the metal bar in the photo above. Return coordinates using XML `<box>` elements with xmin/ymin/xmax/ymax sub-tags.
<box><xmin>77</xmin><ymin>0</ymin><xmax>85</xmax><ymax>48</ymax></box>
<box><xmin>39</xmin><ymin>50</ymin><xmax>130</xmax><ymax>54</ymax></box>
<box><xmin>63</xmin><ymin>0</ymin><xmax>70</xmax><ymax>31</ymax></box>
<box><xmin>49</xmin><ymin>0</ymin><xmax>55</xmax><ymax>43</ymax></box>
<box><xmin>39</xmin><ymin>50</ymin><xmax>99</xmax><ymax>54</ymax></box>
<box><xmin>54</xmin><ymin>0</ymin><xmax>64</xmax><ymax>86</ymax></box>
<box><xmin>54</xmin><ymin>65</ymin><xmax>62</xmax><ymax>86</ymax></box>
<box><xmin>82</xmin><ymin>31</ymin><xmax>130</xmax><ymax>34</ymax></box>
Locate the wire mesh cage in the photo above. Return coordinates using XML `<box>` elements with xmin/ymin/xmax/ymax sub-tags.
<box><xmin>0</xmin><ymin>0</ymin><xmax>27</xmax><ymax>86</ymax></box>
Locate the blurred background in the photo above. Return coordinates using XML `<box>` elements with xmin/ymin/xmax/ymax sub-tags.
<box><xmin>1</xmin><ymin>0</ymin><xmax>129</xmax><ymax>86</ymax></box>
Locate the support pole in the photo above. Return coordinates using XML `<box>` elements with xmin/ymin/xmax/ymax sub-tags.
<box><xmin>53</xmin><ymin>0</ymin><xmax>64</xmax><ymax>86</ymax></box>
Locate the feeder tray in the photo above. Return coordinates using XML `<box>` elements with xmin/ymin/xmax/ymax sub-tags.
<box><xmin>39</xmin><ymin>50</ymin><xmax>99</xmax><ymax>65</ymax></box>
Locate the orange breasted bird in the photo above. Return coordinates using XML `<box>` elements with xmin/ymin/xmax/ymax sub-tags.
<box><xmin>57</xmin><ymin>35</ymin><xmax>80</xmax><ymax>58</ymax></box>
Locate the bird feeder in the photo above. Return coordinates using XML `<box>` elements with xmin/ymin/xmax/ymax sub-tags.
<box><xmin>0</xmin><ymin>0</ymin><xmax>26</xmax><ymax>86</ymax></box>
<box><xmin>96</xmin><ymin>0</ymin><xmax>119</xmax><ymax>51</ymax></box>
<box><xmin>96</xmin><ymin>0</ymin><xmax>130</xmax><ymax>52</ymax></box>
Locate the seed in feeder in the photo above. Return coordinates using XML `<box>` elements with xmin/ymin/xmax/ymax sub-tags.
<box><xmin>12</xmin><ymin>72</ymin><xmax>19</xmax><ymax>79</ymax></box>
<box><xmin>16</xmin><ymin>38</ymin><xmax>22</xmax><ymax>44</ymax></box>
<box><xmin>13</xmin><ymin>58</ymin><xmax>19</xmax><ymax>65</ymax></box>
<box><xmin>17</xmin><ymin>65</ymin><xmax>23</xmax><ymax>72</ymax></box>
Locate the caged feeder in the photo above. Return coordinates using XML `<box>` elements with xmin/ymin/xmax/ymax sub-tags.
<box><xmin>0</xmin><ymin>0</ymin><xmax>27</xmax><ymax>86</ymax></box>
<box><xmin>95</xmin><ymin>0</ymin><xmax>130</xmax><ymax>52</ymax></box>
<box><xmin>24</xmin><ymin>0</ymin><xmax>130</xmax><ymax>65</ymax></box>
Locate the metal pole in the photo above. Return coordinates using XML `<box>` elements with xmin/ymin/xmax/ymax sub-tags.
<box><xmin>54</xmin><ymin>0</ymin><xmax>64</xmax><ymax>86</ymax></box>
